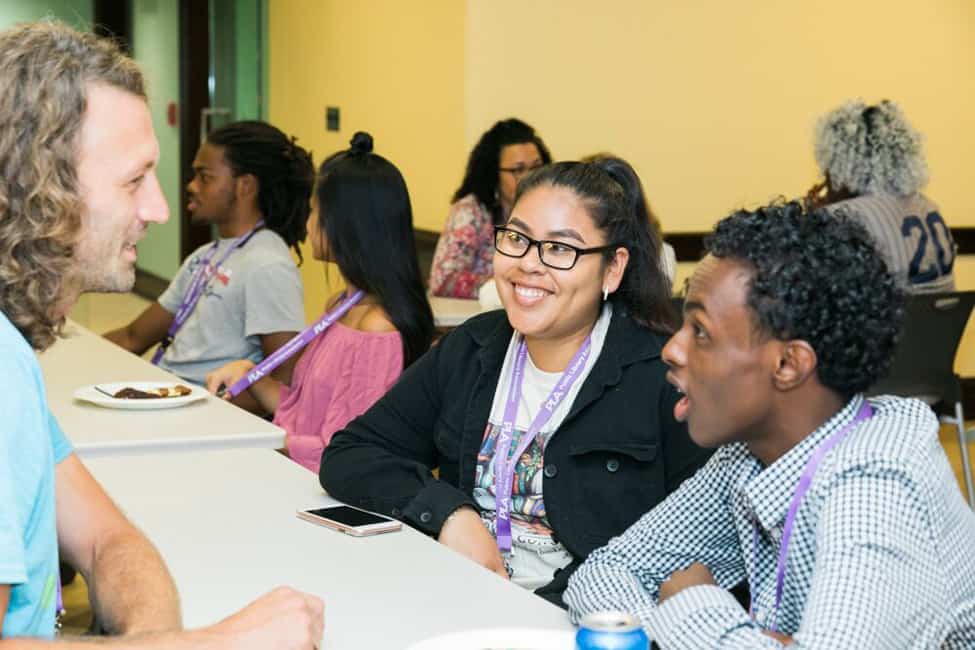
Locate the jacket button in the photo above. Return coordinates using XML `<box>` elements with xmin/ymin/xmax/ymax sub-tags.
<box><xmin>543</xmin><ymin>464</ymin><xmax>558</xmax><ymax>478</ymax></box>
<box><xmin>606</xmin><ymin>458</ymin><xmax>621</xmax><ymax>473</ymax></box>
<box><xmin>391</xmin><ymin>508</ymin><xmax>401</xmax><ymax>517</ymax></box>
<box><xmin>419</xmin><ymin>511</ymin><xmax>432</xmax><ymax>523</ymax></box>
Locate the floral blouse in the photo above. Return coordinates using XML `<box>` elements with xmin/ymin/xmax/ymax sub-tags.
<box><xmin>429</xmin><ymin>194</ymin><xmax>495</xmax><ymax>298</ymax></box>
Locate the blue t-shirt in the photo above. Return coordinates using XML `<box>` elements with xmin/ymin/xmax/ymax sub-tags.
<box><xmin>0</xmin><ymin>312</ymin><xmax>72</xmax><ymax>639</ymax></box>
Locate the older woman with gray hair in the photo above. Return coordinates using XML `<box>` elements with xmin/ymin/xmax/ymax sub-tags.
<box><xmin>806</xmin><ymin>99</ymin><xmax>955</xmax><ymax>293</ymax></box>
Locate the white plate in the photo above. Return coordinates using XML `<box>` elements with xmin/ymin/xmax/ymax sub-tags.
<box><xmin>406</xmin><ymin>627</ymin><xmax>575</xmax><ymax>650</ymax></box>
<box><xmin>73</xmin><ymin>381</ymin><xmax>207</xmax><ymax>410</ymax></box>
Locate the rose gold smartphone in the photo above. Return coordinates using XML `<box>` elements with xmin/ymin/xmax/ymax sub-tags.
<box><xmin>297</xmin><ymin>505</ymin><xmax>401</xmax><ymax>537</ymax></box>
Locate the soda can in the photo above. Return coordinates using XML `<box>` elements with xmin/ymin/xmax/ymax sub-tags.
<box><xmin>576</xmin><ymin>611</ymin><xmax>649</xmax><ymax>650</ymax></box>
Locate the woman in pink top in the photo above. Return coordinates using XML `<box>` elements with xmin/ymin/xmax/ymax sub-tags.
<box><xmin>207</xmin><ymin>132</ymin><xmax>434</xmax><ymax>472</ymax></box>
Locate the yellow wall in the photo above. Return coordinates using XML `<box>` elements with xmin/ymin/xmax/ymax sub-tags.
<box><xmin>269</xmin><ymin>0</ymin><xmax>975</xmax><ymax>370</ymax></box>
<box><xmin>268</xmin><ymin>0</ymin><xmax>467</xmax><ymax>320</ymax></box>
<box><xmin>467</xmin><ymin>0</ymin><xmax>975</xmax><ymax>232</ymax></box>
<box><xmin>672</xmin><ymin>260</ymin><xmax>975</xmax><ymax>377</ymax></box>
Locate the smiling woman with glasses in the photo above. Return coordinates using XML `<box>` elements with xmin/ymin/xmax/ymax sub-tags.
<box><xmin>429</xmin><ymin>118</ymin><xmax>551</xmax><ymax>298</ymax></box>
<box><xmin>321</xmin><ymin>156</ymin><xmax>708</xmax><ymax>609</ymax></box>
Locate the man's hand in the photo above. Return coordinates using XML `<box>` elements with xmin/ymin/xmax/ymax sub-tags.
<box><xmin>437</xmin><ymin>507</ymin><xmax>508</xmax><ymax>579</ymax></box>
<box><xmin>658</xmin><ymin>562</ymin><xmax>717</xmax><ymax>603</ymax></box>
<box><xmin>202</xmin><ymin>587</ymin><xmax>324</xmax><ymax>650</ymax></box>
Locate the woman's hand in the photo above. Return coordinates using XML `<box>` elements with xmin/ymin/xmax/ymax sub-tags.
<box><xmin>437</xmin><ymin>507</ymin><xmax>508</xmax><ymax>579</ymax></box>
<box><xmin>205</xmin><ymin>360</ymin><xmax>256</xmax><ymax>399</ymax></box>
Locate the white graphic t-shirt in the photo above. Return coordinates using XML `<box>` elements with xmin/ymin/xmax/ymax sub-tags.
<box><xmin>473</xmin><ymin>303</ymin><xmax>612</xmax><ymax>589</ymax></box>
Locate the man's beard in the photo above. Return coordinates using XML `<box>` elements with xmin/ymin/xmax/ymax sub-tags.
<box><xmin>79</xmin><ymin>257</ymin><xmax>136</xmax><ymax>294</ymax></box>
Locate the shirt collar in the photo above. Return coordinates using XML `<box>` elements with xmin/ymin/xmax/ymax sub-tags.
<box><xmin>742</xmin><ymin>394</ymin><xmax>865</xmax><ymax>532</ymax></box>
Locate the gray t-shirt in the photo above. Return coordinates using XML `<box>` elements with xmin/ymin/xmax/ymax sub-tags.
<box><xmin>157</xmin><ymin>229</ymin><xmax>305</xmax><ymax>385</ymax></box>
<box><xmin>827</xmin><ymin>194</ymin><xmax>956</xmax><ymax>294</ymax></box>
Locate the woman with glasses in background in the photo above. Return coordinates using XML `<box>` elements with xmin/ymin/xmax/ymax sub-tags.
<box><xmin>429</xmin><ymin>118</ymin><xmax>551</xmax><ymax>298</ymax></box>
<box><xmin>321</xmin><ymin>157</ymin><xmax>709</xmax><ymax>607</ymax></box>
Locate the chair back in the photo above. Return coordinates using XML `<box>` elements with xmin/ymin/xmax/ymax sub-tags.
<box><xmin>868</xmin><ymin>291</ymin><xmax>975</xmax><ymax>403</ymax></box>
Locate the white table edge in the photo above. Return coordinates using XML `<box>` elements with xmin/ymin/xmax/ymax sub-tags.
<box><xmin>74</xmin><ymin>430</ymin><xmax>285</xmax><ymax>458</ymax></box>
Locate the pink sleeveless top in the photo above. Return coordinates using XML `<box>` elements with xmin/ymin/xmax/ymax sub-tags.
<box><xmin>274</xmin><ymin>321</ymin><xmax>403</xmax><ymax>472</ymax></box>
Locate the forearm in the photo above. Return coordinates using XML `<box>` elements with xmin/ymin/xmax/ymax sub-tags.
<box><xmin>565</xmin><ymin>456</ymin><xmax>745</xmax><ymax>627</ymax></box>
<box><xmin>3</xmin><ymin>586</ymin><xmax>323</xmax><ymax>649</ymax></box>
<box><xmin>648</xmin><ymin>585</ymin><xmax>784</xmax><ymax>649</ymax></box>
<box><xmin>227</xmin><ymin>387</ymin><xmax>270</xmax><ymax>416</ymax></box>
<box><xmin>84</xmin><ymin>528</ymin><xmax>181</xmax><ymax>635</ymax></box>
<box><xmin>102</xmin><ymin>304</ymin><xmax>173</xmax><ymax>356</ymax></box>
<box><xmin>248</xmin><ymin>376</ymin><xmax>283</xmax><ymax>414</ymax></box>
<box><xmin>565</xmin><ymin>550</ymin><xmax>659</xmax><ymax>624</ymax></box>
<box><xmin>102</xmin><ymin>327</ymin><xmax>140</xmax><ymax>354</ymax></box>
<box><xmin>268</xmin><ymin>354</ymin><xmax>297</xmax><ymax>387</ymax></box>
<box><xmin>0</xmin><ymin>630</ymin><xmax>216</xmax><ymax>649</ymax></box>
<box><xmin>321</xmin><ymin>431</ymin><xmax>468</xmax><ymax>526</ymax></box>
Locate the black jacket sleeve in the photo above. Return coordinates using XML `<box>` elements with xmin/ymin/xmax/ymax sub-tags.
<box><xmin>535</xmin><ymin>558</ymin><xmax>582</xmax><ymax>608</ymax></box>
<box><xmin>319</xmin><ymin>332</ymin><xmax>476</xmax><ymax>537</ymax></box>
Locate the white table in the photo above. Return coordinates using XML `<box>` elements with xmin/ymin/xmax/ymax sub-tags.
<box><xmin>85</xmin><ymin>448</ymin><xmax>573</xmax><ymax>649</ymax></box>
<box><xmin>37</xmin><ymin>321</ymin><xmax>285</xmax><ymax>457</ymax></box>
<box><xmin>429</xmin><ymin>295</ymin><xmax>491</xmax><ymax>328</ymax></box>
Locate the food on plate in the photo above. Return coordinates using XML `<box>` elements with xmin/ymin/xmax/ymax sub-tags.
<box><xmin>112</xmin><ymin>385</ymin><xmax>192</xmax><ymax>399</ymax></box>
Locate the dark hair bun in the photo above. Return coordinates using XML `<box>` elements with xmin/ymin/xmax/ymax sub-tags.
<box><xmin>349</xmin><ymin>131</ymin><xmax>374</xmax><ymax>155</ymax></box>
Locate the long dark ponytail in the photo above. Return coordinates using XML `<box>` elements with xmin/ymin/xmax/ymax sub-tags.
<box><xmin>514</xmin><ymin>159</ymin><xmax>676</xmax><ymax>334</ymax></box>
<box><xmin>316</xmin><ymin>132</ymin><xmax>434</xmax><ymax>366</ymax></box>
<box><xmin>207</xmin><ymin>120</ymin><xmax>314</xmax><ymax>263</ymax></box>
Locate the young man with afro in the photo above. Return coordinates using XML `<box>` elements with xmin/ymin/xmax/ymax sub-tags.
<box><xmin>564</xmin><ymin>201</ymin><xmax>975</xmax><ymax>648</ymax></box>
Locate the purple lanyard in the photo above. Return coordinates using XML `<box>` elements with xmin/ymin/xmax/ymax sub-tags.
<box><xmin>493</xmin><ymin>336</ymin><xmax>591</xmax><ymax>552</ymax></box>
<box><xmin>55</xmin><ymin>578</ymin><xmax>63</xmax><ymax>630</ymax></box>
<box><xmin>749</xmin><ymin>400</ymin><xmax>873</xmax><ymax>631</ymax></box>
<box><xmin>221</xmin><ymin>290</ymin><xmax>365</xmax><ymax>398</ymax></box>
<box><xmin>151</xmin><ymin>221</ymin><xmax>265</xmax><ymax>365</ymax></box>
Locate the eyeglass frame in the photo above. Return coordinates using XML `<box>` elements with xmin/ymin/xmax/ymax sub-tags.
<box><xmin>494</xmin><ymin>226</ymin><xmax>622</xmax><ymax>271</ymax></box>
<box><xmin>497</xmin><ymin>162</ymin><xmax>544</xmax><ymax>178</ymax></box>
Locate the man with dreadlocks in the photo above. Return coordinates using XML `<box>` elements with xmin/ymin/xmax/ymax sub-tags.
<box><xmin>107</xmin><ymin>121</ymin><xmax>313</xmax><ymax>406</ymax></box>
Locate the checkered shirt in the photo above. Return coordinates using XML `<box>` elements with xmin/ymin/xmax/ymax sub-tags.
<box><xmin>564</xmin><ymin>395</ymin><xmax>975</xmax><ymax>648</ymax></box>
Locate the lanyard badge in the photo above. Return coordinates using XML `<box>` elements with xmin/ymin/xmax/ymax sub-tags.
<box><xmin>152</xmin><ymin>221</ymin><xmax>265</xmax><ymax>365</ymax></box>
<box><xmin>493</xmin><ymin>336</ymin><xmax>591</xmax><ymax>552</ymax></box>
<box><xmin>220</xmin><ymin>289</ymin><xmax>365</xmax><ymax>398</ymax></box>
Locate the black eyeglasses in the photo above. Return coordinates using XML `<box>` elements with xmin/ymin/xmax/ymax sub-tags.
<box><xmin>494</xmin><ymin>227</ymin><xmax>620</xmax><ymax>271</ymax></box>
<box><xmin>498</xmin><ymin>162</ymin><xmax>543</xmax><ymax>179</ymax></box>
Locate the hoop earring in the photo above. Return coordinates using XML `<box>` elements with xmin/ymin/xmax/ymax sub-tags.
<box><xmin>603</xmin><ymin>286</ymin><xmax>609</xmax><ymax>302</ymax></box>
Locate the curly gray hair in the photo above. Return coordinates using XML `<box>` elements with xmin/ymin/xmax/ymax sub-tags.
<box><xmin>814</xmin><ymin>99</ymin><xmax>928</xmax><ymax>198</ymax></box>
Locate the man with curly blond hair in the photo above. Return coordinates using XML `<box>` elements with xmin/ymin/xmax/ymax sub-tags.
<box><xmin>0</xmin><ymin>21</ymin><xmax>322</xmax><ymax>648</ymax></box>
<box><xmin>806</xmin><ymin>99</ymin><xmax>955</xmax><ymax>294</ymax></box>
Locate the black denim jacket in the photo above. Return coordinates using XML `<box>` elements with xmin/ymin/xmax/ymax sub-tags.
<box><xmin>320</xmin><ymin>304</ymin><xmax>711</xmax><ymax>606</ymax></box>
